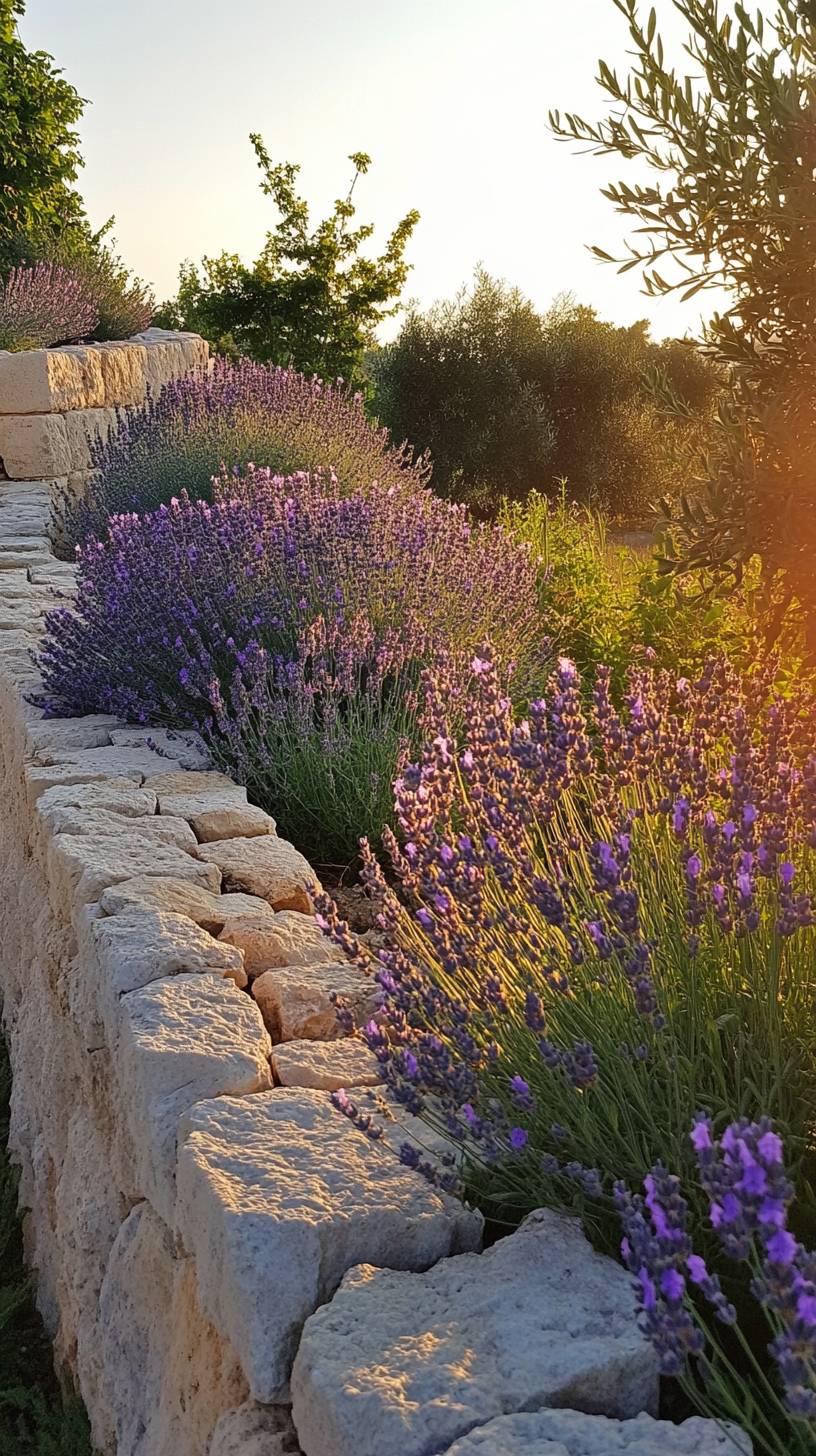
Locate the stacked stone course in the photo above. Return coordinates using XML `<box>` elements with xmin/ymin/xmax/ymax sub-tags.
<box><xmin>0</xmin><ymin>333</ymin><xmax>749</xmax><ymax>1456</ymax></box>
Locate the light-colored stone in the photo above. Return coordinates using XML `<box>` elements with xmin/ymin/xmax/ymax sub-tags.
<box><xmin>271</xmin><ymin>1038</ymin><xmax>381</xmax><ymax>1091</ymax></box>
<box><xmin>0</xmin><ymin>412</ymin><xmax>72</xmax><ymax>478</ymax></box>
<box><xmin>47</xmin><ymin>830</ymin><xmax>220</xmax><ymax>908</ymax></box>
<box><xmin>35</xmin><ymin>743</ymin><xmax>183</xmax><ymax>779</ymax></box>
<box><xmin>99</xmin><ymin>874</ymin><xmax>275</xmax><ymax>932</ymax></box>
<box><xmin>26</xmin><ymin>713</ymin><xmax>119</xmax><ymax>753</ymax></box>
<box><xmin>41</xmin><ymin>804</ymin><xmax>198</xmax><ymax>851</ymax></box>
<box><xmin>36</xmin><ymin>778</ymin><xmax>158</xmax><ymax>821</ymax></box>
<box><xmin>209</xmin><ymin>1401</ymin><xmax>300</xmax><ymax>1456</ymax></box>
<box><xmin>95</xmin><ymin>341</ymin><xmax>148</xmax><ymax>406</ymax></box>
<box><xmin>219</xmin><ymin>909</ymin><xmax>336</xmax><ymax>977</ymax></box>
<box><xmin>0</xmin><ymin>346</ymin><xmax>105</xmax><ymax>414</ymax></box>
<box><xmin>114</xmin><ymin>974</ymin><xmax>272</xmax><ymax>1222</ymax></box>
<box><xmin>291</xmin><ymin>1209</ymin><xmax>659</xmax><ymax>1456</ymax></box>
<box><xmin>110</xmin><ymin>726</ymin><xmax>211</xmax><ymax>771</ymax></box>
<box><xmin>25</xmin><ymin>762</ymin><xmax>123</xmax><ymax>805</ymax></box>
<box><xmin>63</xmin><ymin>406</ymin><xmax>118</xmax><ymax>471</ymax></box>
<box><xmin>195</xmin><ymin>836</ymin><xmax>318</xmax><ymax>913</ymax></box>
<box><xmin>440</xmin><ymin>1412</ymin><xmax>751</xmax><ymax>1456</ymax></box>
<box><xmin>146</xmin><ymin>768</ymin><xmax>275</xmax><ymax>840</ymax></box>
<box><xmin>91</xmin><ymin>907</ymin><xmax>246</xmax><ymax>1005</ymax></box>
<box><xmin>176</xmin><ymin>1089</ymin><xmax>483</xmax><ymax>1403</ymax></box>
<box><xmin>252</xmin><ymin>963</ymin><xmax>378</xmax><ymax>1042</ymax></box>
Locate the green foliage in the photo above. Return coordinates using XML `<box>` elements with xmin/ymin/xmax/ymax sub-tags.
<box><xmin>500</xmin><ymin>490</ymin><xmax>764</xmax><ymax>691</ymax></box>
<box><xmin>0</xmin><ymin>1050</ymin><xmax>91</xmax><ymax>1455</ymax></box>
<box><xmin>370</xmin><ymin>271</ymin><xmax>718</xmax><ymax>518</ymax></box>
<box><xmin>157</xmin><ymin>138</ymin><xmax>419</xmax><ymax>388</ymax></box>
<box><xmin>550</xmin><ymin>0</ymin><xmax>816</xmax><ymax>649</ymax></box>
<box><xmin>0</xmin><ymin>1</ymin><xmax>87</xmax><ymax>272</ymax></box>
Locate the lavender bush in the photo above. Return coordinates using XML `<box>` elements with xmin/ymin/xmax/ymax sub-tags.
<box><xmin>318</xmin><ymin>648</ymin><xmax>816</xmax><ymax>1450</ymax></box>
<box><xmin>39</xmin><ymin>469</ymin><xmax>542</xmax><ymax>863</ymax></box>
<box><xmin>53</xmin><ymin>357</ymin><xmax>431</xmax><ymax>558</ymax></box>
<box><xmin>0</xmin><ymin>262</ymin><xmax>99</xmax><ymax>350</ymax></box>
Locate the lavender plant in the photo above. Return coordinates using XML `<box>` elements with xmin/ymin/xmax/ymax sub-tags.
<box><xmin>39</xmin><ymin>469</ymin><xmax>542</xmax><ymax>864</ymax></box>
<box><xmin>318</xmin><ymin>649</ymin><xmax>816</xmax><ymax>1446</ymax></box>
<box><xmin>616</xmin><ymin>1120</ymin><xmax>816</xmax><ymax>1454</ymax></box>
<box><xmin>52</xmin><ymin>357</ymin><xmax>431</xmax><ymax>558</ymax></box>
<box><xmin>0</xmin><ymin>262</ymin><xmax>99</xmax><ymax>350</ymax></box>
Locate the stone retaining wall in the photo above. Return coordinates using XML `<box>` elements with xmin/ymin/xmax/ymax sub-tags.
<box><xmin>0</xmin><ymin>335</ymin><xmax>749</xmax><ymax>1456</ymax></box>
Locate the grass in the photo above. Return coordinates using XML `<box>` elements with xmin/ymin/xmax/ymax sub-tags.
<box><xmin>0</xmin><ymin>1042</ymin><xmax>92</xmax><ymax>1456</ymax></box>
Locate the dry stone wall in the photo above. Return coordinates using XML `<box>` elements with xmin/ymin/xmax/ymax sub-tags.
<box><xmin>0</xmin><ymin>334</ymin><xmax>750</xmax><ymax>1456</ymax></box>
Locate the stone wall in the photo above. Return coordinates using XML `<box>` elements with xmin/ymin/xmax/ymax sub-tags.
<box><xmin>0</xmin><ymin>335</ymin><xmax>748</xmax><ymax>1456</ymax></box>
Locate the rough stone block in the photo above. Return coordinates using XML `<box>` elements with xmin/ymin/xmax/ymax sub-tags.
<box><xmin>95</xmin><ymin>341</ymin><xmax>148</xmax><ymax>406</ymax></box>
<box><xmin>438</xmin><ymin>1411</ymin><xmax>751</xmax><ymax>1456</ymax></box>
<box><xmin>47</xmin><ymin>829</ymin><xmax>221</xmax><ymax>909</ymax></box>
<box><xmin>209</xmin><ymin>1402</ymin><xmax>299</xmax><ymax>1456</ymax></box>
<box><xmin>0</xmin><ymin>346</ymin><xmax>105</xmax><ymax>413</ymax></box>
<box><xmin>146</xmin><ymin>768</ymin><xmax>275</xmax><ymax>840</ymax></box>
<box><xmin>36</xmin><ymin>779</ymin><xmax>158</xmax><ymax>821</ymax></box>
<box><xmin>175</xmin><ymin>1089</ymin><xmax>483</xmax><ymax>1402</ymax></box>
<box><xmin>252</xmin><ymin>962</ymin><xmax>378</xmax><ymax>1041</ymax></box>
<box><xmin>35</xmin><ymin>742</ymin><xmax>183</xmax><ymax>779</ymax></box>
<box><xmin>219</xmin><ymin>909</ymin><xmax>336</xmax><ymax>977</ymax></box>
<box><xmin>195</xmin><ymin>835</ymin><xmax>318</xmax><ymax>913</ymax></box>
<box><xmin>271</xmin><ymin>1038</ymin><xmax>381</xmax><ymax>1091</ymax></box>
<box><xmin>26</xmin><ymin>713</ymin><xmax>119</xmax><ymax>754</ymax></box>
<box><xmin>91</xmin><ymin>908</ymin><xmax>246</xmax><ymax>1023</ymax></box>
<box><xmin>290</xmin><ymin>1209</ymin><xmax>659</xmax><ymax>1456</ymax></box>
<box><xmin>99</xmin><ymin>874</ymin><xmax>275</xmax><ymax>932</ymax></box>
<box><xmin>25</xmin><ymin>763</ymin><xmax>127</xmax><ymax>806</ymax></box>
<box><xmin>41</xmin><ymin>804</ymin><xmax>198</xmax><ymax>851</ymax></box>
<box><xmin>109</xmin><ymin>726</ymin><xmax>211</xmax><ymax>771</ymax></box>
<box><xmin>0</xmin><ymin>412</ymin><xmax>72</xmax><ymax>478</ymax></box>
<box><xmin>63</xmin><ymin>406</ymin><xmax>118</xmax><ymax>471</ymax></box>
<box><xmin>113</xmin><ymin>973</ymin><xmax>272</xmax><ymax>1222</ymax></box>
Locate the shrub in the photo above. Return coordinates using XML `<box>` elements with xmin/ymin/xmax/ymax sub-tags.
<box><xmin>53</xmin><ymin>357</ymin><xmax>431</xmax><ymax>558</ymax></box>
<box><xmin>500</xmin><ymin>491</ymin><xmax>765</xmax><ymax>694</ymax></box>
<box><xmin>39</xmin><ymin>470</ymin><xmax>543</xmax><ymax>864</ymax></box>
<box><xmin>369</xmin><ymin>272</ymin><xmax>719</xmax><ymax>518</ymax></box>
<box><xmin>319</xmin><ymin>648</ymin><xmax>816</xmax><ymax>1450</ymax></box>
<box><xmin>0</xmin><ymin>261</ymin><xmax>98</xmax><ymax>350</ymax></box>
<box><xmin>71</xmin><ymin>244</ymin><xmax>155</xmax><ymax>341</ymax></box>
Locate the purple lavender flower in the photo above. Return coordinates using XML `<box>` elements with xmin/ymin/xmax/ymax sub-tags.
<box><xmin>0</xmin><ymin>263</ymin><xmax>99</xmax><ymax>350</ymax></box>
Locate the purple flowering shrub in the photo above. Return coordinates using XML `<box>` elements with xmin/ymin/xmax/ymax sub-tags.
<box><xmin>39</xmin><ymin>468</ymin><xmax>542</xmax><ymax>863</ymax></box>
<box><xmin>318</xmin><ymin>649</ymin><xmax>816</xmax><ymax>1449</ymax></box>
<box><xmin>53</xmin><ymin>357</ymin><xmax>431</xmax><ymax>558</ymax></box>
<box><xmin>0</xmin><ymin>262</ymin><xmax>99</xmax><ymax>350</ymax></box>
<box><xmin>618</xmin><ymin>1120</ymin><xmax>816</xmax><ymax>1453</ymax></box>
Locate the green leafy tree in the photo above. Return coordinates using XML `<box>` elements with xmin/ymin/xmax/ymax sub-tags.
<box><xmin>370</xmin><ymin>270</ymin><xmax>717</xmax><ymax>515</ymax></box>
<box><xmin>551</xmin><ymin>0</ymin><xmax>816</xmax><ymax>647</ymax></box>
<box><xmin>369</xmin><ymin>269</ymin><xmax>555</xmax><ymax>508</ymax></box>
<box><xmin>0</xmin><ymin>0</ymin><xmax>87</xmax><ymax>270</ymax></box>
<box><xmin>158</xmin><ymin>137</ymin><xmax>419</xmax><ymax>387</ymax></box>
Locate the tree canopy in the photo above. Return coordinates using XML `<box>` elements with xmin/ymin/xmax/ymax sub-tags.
<box><xmin>158</xmin><ymin>138</ymin><xmax>419</xmax><ymax>388</ymax></box>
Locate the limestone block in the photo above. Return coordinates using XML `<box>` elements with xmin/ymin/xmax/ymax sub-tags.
<box><xmin>100</xmin><ymin>873</ymin><xmax>275</xmax><ymax>932</ymax></box>
<box><xmin>35</xmin><ymin>743</ymin><xmax>183</xmax><ymax>779</ymax></box>
<box><xmin>25</xmin><ymin>763</ymin><xmax>124</xmax><ymax>806</ymax></box>
<box><xmin>47</xmin><ymin>829</ymin><xmax>221</xmax><ymax>910</ymax></box>
<box><xmin>95</xmin><ymin>341</ymin><xmax>148</xmax><ymax>406</ymax></box>
<box><xmin>109</xmin><ymin>726</ymin><xmax>211</xmax><ymax>771</ymax></box>
<box><xmin>146</xmin><ymin>768</ymin><xmax>275</xmax><ymax>840</ymax></box>
<box><xmin>26</xmin><ymin>713</ymin><xmax>119</xmax><ymax>754</ymax></box>
<box><xmin>439</xmin><ymin>1411</ymin><xmax>752</xmax><ymax>1456</ymax></box>
<box><xmin>175</xmin><ymin>1088</ymin><xmax>483</xmax><ymax>1403</ymax></box>
<box><xmin>0</xmin><ymin>547</ymin><xmax>52</xmax><ymax>569</ymax></box>
<box><xmin>41</xmin><ymin>804</ymin><xmax>198</xmax><ymax>851</ymax></box>
<box><xmin>271</xmin><ymin>1038</ymin><xmax>381</xmax><ymax>1091</ymax></box>
<box><xmin>219</xmin><ymin>908</ymin><xmax>337</xmax><ymax>977</ymax></box>
<box><xmin>195</xmin><ymin>835</ymin><xmax>318</xmax><ymax>913</ymax></box>
<box><xmin>0</xmin><ymin>345</ymin><xmax>105</xmax><ymax>413</ymax></box>
<box><xmin>97</xmin><ymin>1202</ymin><xmax>176</xmax><ymax>1456</ymax></box>
<box><xmin>252</xmin><ymin>963</ymin><xmax>378</xmax><ymax>1042</ymax></box>
<box><xmin>113</xmin><ymin>974</ymin><xmax>272</xmax><ymax>1222</ymax></box>
<box><xmin>36</xmin><ymin>778</ymin><xmax>158</xmax><ymax>821</ymax></box>
<box><xmin>209</xmin><ymin>1402</ymin><xmax>300</xmax><ymax>1456</ymax></box>
<box><xmin>155</xmin><ymin>1258</ymin><xmax>250</xmax><ymax>1456</ymax></box>
<box><xmin>290</xmin><ymin>1208</ymin><xmax>659</xmax><ymax>1456</ymax></box>
<box><xmin>63</xmin><ymin>405</ymin><xmax>118</xmax><ymax>471</ymax></box>
<box><xmin>53</xmin><ymin>1108</ymin><xmax>126</xmax><ymax>1417</ymax></box>
<box><xmin>0</xmin><ymin>412</ymin><xmax>72</xmax><ymax>478</ymax></box>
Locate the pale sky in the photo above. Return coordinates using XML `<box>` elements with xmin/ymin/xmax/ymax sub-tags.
<box><xmin>20</xmin><ymin>0</ymin><xmax>716</xmax><ymax>340</ymax></box>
